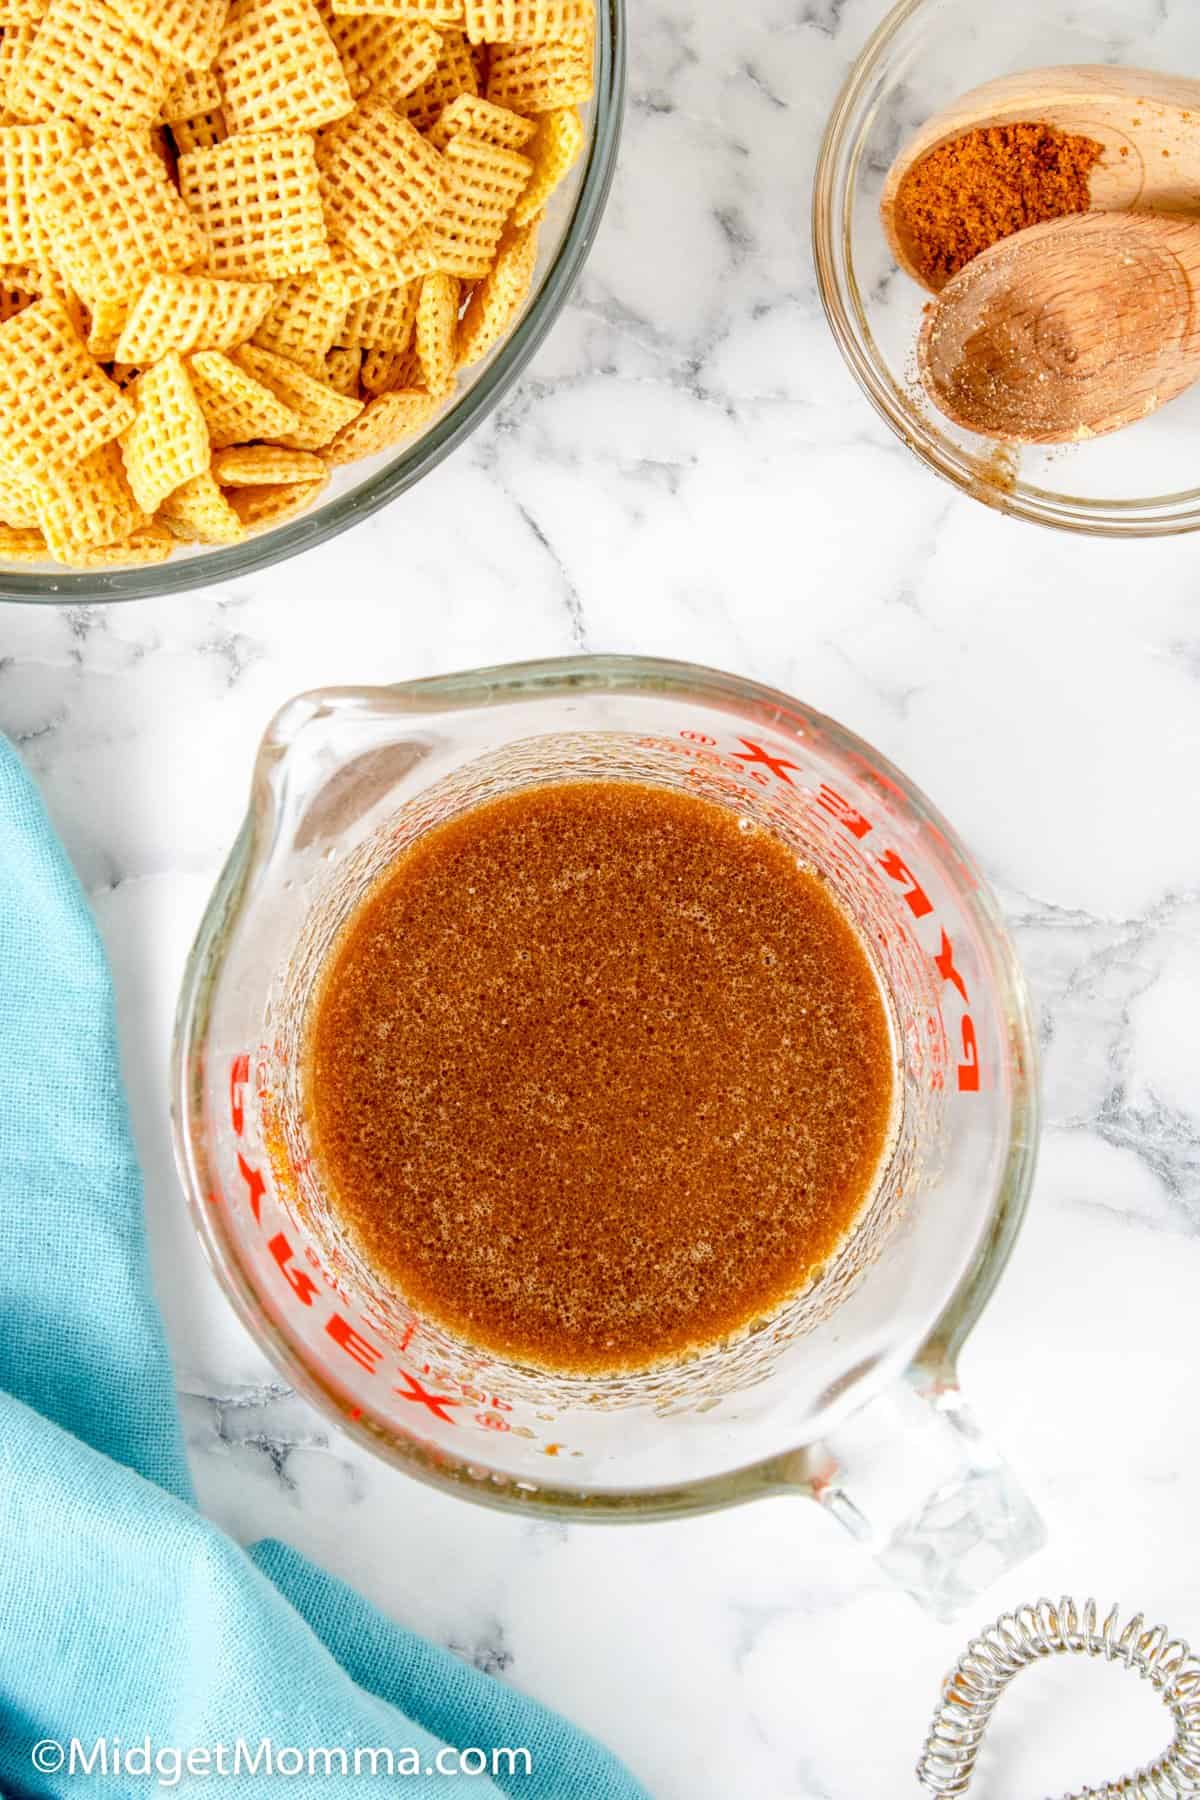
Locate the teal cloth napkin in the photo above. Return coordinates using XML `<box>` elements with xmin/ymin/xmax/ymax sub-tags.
<box><xmin>0</xmin><ymin>735</ymin><xmax>649</xmax><ymax>1800</ymax></box>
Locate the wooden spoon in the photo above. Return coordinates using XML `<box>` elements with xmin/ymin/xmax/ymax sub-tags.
<box><xmin>917</xmin><ymin>209</ymin><xmax>1200</xmax><ymax>444</ymax></box>
<box><xmin>882</xmin><ymin>66</ymin><xmax>1200</xmax><ymax>292</ymax></box>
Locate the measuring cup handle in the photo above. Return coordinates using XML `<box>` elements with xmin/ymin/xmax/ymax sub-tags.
<box><xmin>809</xmin><ymin>1360</ymin><xmax>1045</xmax><ymax>1620</ymax></box>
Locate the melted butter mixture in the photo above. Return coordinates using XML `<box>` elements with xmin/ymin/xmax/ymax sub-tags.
<box><xmin>304</xmin><ymin>780</ymin><xmax>896</xmax><ymax>1374</ymax></box>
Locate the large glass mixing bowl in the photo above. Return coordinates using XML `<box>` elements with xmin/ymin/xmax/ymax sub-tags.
<box><xmin>1</xmin><ymin>0</ymin><xmax>624</xmax><ymax>602</ymax></box>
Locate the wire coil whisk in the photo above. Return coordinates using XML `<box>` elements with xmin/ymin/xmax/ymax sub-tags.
<box><xmin>917</xmin><ymin>1597</ymin><xmax>1200</xmax><ymax>1798</ymax></box>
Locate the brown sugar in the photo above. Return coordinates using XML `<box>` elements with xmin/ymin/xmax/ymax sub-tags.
<box><xmin>303</xmin><ymin>780</ymin><xmax>896</xmax><ymax>1375</ymax></box>
<box><xmin>896</xmin><ymin>122</ymin><xmax>1105</xmax><ymax>288</ymax></box>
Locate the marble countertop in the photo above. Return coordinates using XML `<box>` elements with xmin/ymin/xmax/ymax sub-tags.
<box><xmin>4</xmin><ymin>0</ymin><xmax>1200</xmax><ymax>1794</ymax></box>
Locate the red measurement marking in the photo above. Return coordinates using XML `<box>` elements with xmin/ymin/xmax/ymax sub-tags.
<box><xmin>475</xmin><ymin>1412</ymin><xmax>510</xmax><ymax>1432</ymax></box>
<box><xmin>394</xmin><ymin>1370</ymin><xmax>459</xmax><ymax>1423</ymax></box>
<box><xmin>935</xmin><ymin>929</ymin><xmax>970</xmax><ymax>1005</ymax></box>
<box><xmin>398</xmin><ymin>1321</ymin><xmax>415</xmax><ymax>1354</ymax></box>
<box><xmin>957</xmin><ymin>1017</ymin><xmax>981</xmax><ymax>1093</ymax></box>
<box><xmin>230</xmin><ymin>1054</ymin><xmax>249</xmax><ymax>1136</ymax></box>
<box><xmin>680</xmin><ymin>730</ymin><xmax>717</xmax><ymax>746</ymax></box>
<box><xmin>206</xmin><ymin>1190</ymin><xmax>222</xmax><ymax>1208</ymax></box>
<box><xmin>268</xmin><ymin>1232</ymin><xmax>319</xmax><ymax>1307</ymax></box>
<box><xmin>814</xmin><ymin>783</ymin><xmax>873</xmax><ymax>840</ymax></box>
<box><xmin>730</xmin><ymin>738</ymin><xmax>799</xmax><ymax>785</ymax></box>
<box><xmin>878</xmin><ymin>849</ymin><xmax>934</xmax><ymax>920</ymax></box>
<box><xmin>236</xmin><ymin>1151</ymin><xmax>264</xmax><ymax>1223</ymax></box>
<box><xmin>347</xmin><ymin>1406</ymin><xmax>362</xmax><ymax>1422</ymax></box>
<box><xmin>325</xmin><ymin>1313</ymin><xmax>382</xmax><ymax>1374</ymax></box>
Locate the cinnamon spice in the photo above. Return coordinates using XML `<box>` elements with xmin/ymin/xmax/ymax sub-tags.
<box><xmin>896</xmin><ymin>122</ymin><xmax>1105</xmax><ymax>288</ymax></box>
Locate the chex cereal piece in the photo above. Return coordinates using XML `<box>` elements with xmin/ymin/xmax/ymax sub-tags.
<box><xmin>9</xmin><ymin>0</ymin><xmax>177</xmax><ymax>132</ymax></box>
<box><xmin>212</xmin><ymin>443</ymin><xmax>324</xmax><ymax>483</ymax></box>
<box><xmin>0</xmin><ymin>123</ymin><xmax>83</xmax><ymax>264</ymax></box>
<box><xmin>0</xmin><ymin>298</ymin><xmax>133</xmax><ymax>477</ymax></box>
<box><xmin>0</xmin><ymin>258</ymin><xmax>46</xmax><ymax>291</ymax></box>
<box><xmin>318</xmin><ymin>343</ymin><xmax>356</xmax><ymax>390</ymax></box>
<box><xmin>85</xmin><ymin>296</ymin><xmax>128</xmax><ymax>359</ymax></box>
<box><xmin>60</xmin><ymin>520</ymin><xmax>173</xmax><ymax>564</ymax></box>
<box><xmin>189</xmin><ymin>348</ymin><xmax>300</xmax><ymax>445</ymax></box>
<box><xmin>464</xmin><ymin>0</ymin><xmax>588</xmax><ymax>42</ymax></box>
<box><xmin>313</xmin><ymin>2</ymin><xmax>385</xmax><ymax>96</ymax></box>
<box><xmin>33</xmin><ymin>441</ymin><xmax>143</xmax><ymax>556</ymax></box>
<box><xmin>170</xmin><ymin>109</ymin><xmax>227</xmax><ymax>153</ymax></box>
<box><xmin>318</xmin><ymin>102</ymin><xmax>446</xmax><ymax>268</ymax></box>
<box><xmin>486</xmin><ymin>33</ymin><xmax>592</xmax><ymax>111</ymax></box>
<box><xmin>325</xmin><ymin>385</ymin><xmax>436</xmax><ymax>460</ymax></box>
<box><xmin>160</xmin><ymin>64</ymin><xmax>223</xmax><ymax>121</ymax></box>
<box><xmin>0</xmin><ymin>522</ymin><xmax>47</xmax><ymax>557</ymax></box>
<box><xmin>217</xmin><ymin>0</ymin><xmax>354</xmax><ymax>134</ymax></box>
<box><xmin>41</xmin><ymin>265</ymin><xmax>83</xmax><ymax>334</ymax></box>
<box><xmin>321</xmin><ymin>250</ymin><xmax>399</xmax><ymax>304</ymax></box>
<box><xmin>229</xmin><ymin>473</ymin><xmax>326</xmax><ymax>528</ymax></box>
<box><xmin>427</xmin><ymin>92</ymin><xmax>534</xmax><ymax>151</ymax></box>
<box><xmin>400</xmin><ymin>28</ymin><xmax>477</xmax><ymax>130</ymax></box>
<box><xmin>0</xmin><ymin>19</ymin><xmax>42</xmax><ymax>114</ymax></box>
<box><xmin>324</xmin><ymin>344</ymin><xmax>361</xmax><ymax>393</ymax></box>
<box><xmin>119</xmin><ymin>350</ymin><xmax>210</xmax><ymax>512</ymax></box>
<box><xmin>425</xmin><ymin>131</ymin><xmax>530</xmax><ymax>278</ymax></box>
<box><xmin>160</xmin><ymin>467</ymin><xmax>244</xmax><ymax>541</ymax></box>
<box><xmin>115</xmin><ymin>273</ymin><xmax>274</xmax><ymax>363</ymax></box>
<box><xmin>252</xmin><ymin>270</ymin><xmax>348</xmax><ymax>371</ymax></box>
<box><xmin>0</xmin><ymin>470</ymin><xmax>38</xmax><ymax>525</ymax></box>
<box><xmin>456</xmin><ymin>212</ymin><xmax>537</xmax><ymax>363</ymax></box>
<box><xmin>367</xmin><ymin>19</ymin><xmax>444</xmax><ymax>103</ymax></box>
<box><xmin>236</xmin><ymin>340</ymin><xmax>361</xmax><ymax>447</ymax></box>
<box><xmin>110</xmin><ymin>0</ymin><xmax>227</xmax><ymax>69</ymax></box>
<box><xmin>339</xmin><ymin>280</ymin><xmax>416</xmax><ymax>349</ymax></box>
<box><xmin>360</xmin><ymin>343</ymin><xmax>418</xmax><ymax>391</ymax></box>
<box><xmin>332</xmin><ymin>0</ymin><xmax>462</xmax><ymax>19</ymax></box>
<box><xmin>414</xmin><ymin>270</ymin><xmax>457</xmax><ymax>394</ymax></box>
<box><xmin>323</xmin><ymin>231</ymin><xmax>440</xmax><ymax>286</ymax></box>
<box><xmin>35</xmin><ymin>131</ymin><xmax>208</xmax><ymax>307</ymax></box>
<box><xmin>1</xmin><ymin>265</ymin><xmax>82</xmax><ymax>335</ymax></box>
<box><xmin>385</xmin><ymin>229</ymin><xmax>441</xmax><ymax>281</ymax></box>
<box><xmin>316</xmin><ymin>3</ymin><xmax>439</xmax><ymax>100</ymax></box>
<box><xmin>0</xmin><ymin>282</ymin><xmax>32</xmax><ymax>322</ymax></box>
<box><xmin>0</xmin><ymin>0</ymin><xmax>48</xmax><ymax>23</ymax></box>
<box><xmin>513</xmin><ymin>102</ymin><xmax>581</xmax><ymax>224</ymax></box>
<box><xmin>178</xmin><ymin>132</ymin><xmax>327</xmax><ymax>279</ymax></box>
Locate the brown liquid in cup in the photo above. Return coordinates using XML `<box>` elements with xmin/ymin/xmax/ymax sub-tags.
<box><xmin>303</xmin><ymin>780</ymin><xmax>896</xmax><ymax>1375</ymax></box>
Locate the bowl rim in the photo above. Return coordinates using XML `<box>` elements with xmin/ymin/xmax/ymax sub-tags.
<box><xmin>0</xmin><ymin>0</ymin><xmax>627</xmax><ymax>604</ymax></box>
<box><xmin>812</xmin><ymin>0</ymin><xmax>1200</xmax><ymax>539</ymax></box>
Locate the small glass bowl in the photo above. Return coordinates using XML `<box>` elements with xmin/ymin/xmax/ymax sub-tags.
<box><xmin>814</xmin><ymin>0</ymin><xmax>1200</xmax><ymax>537</ymax></box>
<box><xmin>2</xmin><ymin>1</ymin><xmax>625</xmax><ymax>602</ymax></box>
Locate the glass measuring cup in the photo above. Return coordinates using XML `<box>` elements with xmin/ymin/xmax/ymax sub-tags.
<box><xmin>172</xmin><ymin>655</ymin><xmax>1042</xmax><ymax>1618</ymax></box>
